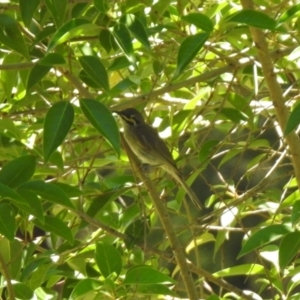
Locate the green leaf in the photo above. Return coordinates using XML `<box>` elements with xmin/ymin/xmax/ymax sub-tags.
<box><xmin>95</xmin><ymin>242</ymin><xmax>122</xmax><ymax>278</ymax></box>
<box><xmin>124</xmin><ymin>266</ymin><xmax>176</xmax><ymax>285</ymax></box>
<box><xmin>182</xmin><ymin>13</ymin><xmax>214</xmax><ymax>32</ymax></box>
<box><xmin>112</xmin><ymin>23</ymin><xmax>136</xmax><ymax>64</ymax></box>
<box><xmin>44</xmin><ymin>0</ymin><xmax>67</xmax><ymax>28</ymax></box>
<box><xmin>278</xmin><ymin>4</ymin><xmax>300</xmax><ymax>23</ymax></box>
<box><xmin>124</xmin><ymin>218</ymin><xmax>149</xmax><ymax>249</ymax></box>
<box><xmin>94</xmin><ymin>0</ymin><xmax>109</xmax><ymax>13</ymax></box>
<box><xmin>1</xmin><ymin>53</ymin><xmax>20</xmax><ymax>101</ymax></box>
<box><xmin>70</xmin><ymin>279</ymin><xmax>101</xmax><ymax>300</ymax></box>
<box><xmin>0</xmin><ymin>183</ymin><xmax>31</xmax><ymax>208</ymax></box>
<box><xmin>0</xmin><ymin>203</ymin><xmax>16</xmax><ymax>240</ymax></box>
<box><xmin>108</xmin><ymin>56</ymin><xmax>130</xmax><ymax>71</ymax></box>
<box><xmin>226</xmin><ymin>9</ymin><xmax>277</xmax><ymax>30</ymax></box>
<box><xmin>238</xmin><ymin>224</ymin><xmax>292</xmax><ymax>258</ymax></box>
<box><xmin>16</xmin><ymin>188</ymin><xmax>44</xmax><ymax>223</ymax></box>
<box><xmin>19</xmin><ymin>180</ymin><xmax>74</xmax><ymax>209</ymax></box>
<box><xmin>27</xmin><ymin>64</ymin><xmax>51</xmax><ymax>90</ymax></box>
<box><xmin>79</xmin><ymin>56</ymin><xmax>110</xmax><ymax>93</ymax></box>
<box><xmin>292</xmin><ymin>201</ymin><xmax>300</xmax><ymax>226</ymax></box>
<box><xmin>19</xmin><ymin>0</ymin><xmax>41</xmax><ymax>28</ymax></box>
<box><xmin>79</xmin><ymin>99</ymin><xmax>120</xmax><ymax>156</ymax></box>
<box><xmin>214</xmin><ymin>264</ymin><xmax>265</xmax><ymax>277</ymax></box>
<box><xmin>285</xmin><ymin>102</ymin><xmax>300</xmax><ymax>136</ymax></box>
<box><xmin>121</xmin><ymin>14</ymin><xmax>151</xmax><ymax>50</ymax></box>
<box><xmin>0</xmin><ymin>14</ymin><xmax>30</xmax><ymax>59</ymax></box>
<box><xmin>0</xmin><ymin>155</ymin><xmax>36</xmax><ymax>188</ymax></box>
<box><xmin>279</xmin><ymin>232</ymin><xmax>300</xmax><ymax>270</ymax></box>
<box><xmin>39</xmin><ymin>53</ymin><xmax>66</xmax><ymax>66</ymax></box>
<box><xmin>199</xmin><ymin>140</ymin><xmax>219</xmax><ymax>163</ymax></box>
<box><xmin>220</xmin><ymin>107</ymin><xmax>248</xmax><ymax>123</ymax></box>
<box><xmin>13</xmin><ymin>282</ymin><xmax>34</xmax><ymax>300</ymax></box>
<box><xmin>43</xmin><ymin>101</ymin><xmax>74</xmax><ymax>162</ymax></box>
<box><xmin>173</xmin><ymin>32</ymin><xmax>209</xmax><ymax>79</ymax></box>
<box><xmin>34</xmin><ymin>216</ymin><xmax>74</xmax><ymax>245</ymax></box>
<box><xmin>52</xmin><ymin>182</ymin><xmax>83</xmax><ymax>197</ymax></box>
<box><xmin>48</xmin><ymin>18</ymin><xmax>99</xmax><ymax>51</ymax></box>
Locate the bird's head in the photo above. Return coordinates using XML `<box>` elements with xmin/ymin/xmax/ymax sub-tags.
<box><xmin>115</xmin><ymin>108</ymin><xmax>145</xmax><ymax>126</ymax></box>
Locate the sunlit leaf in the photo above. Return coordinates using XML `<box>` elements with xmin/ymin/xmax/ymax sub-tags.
<box><xmin>173</xmin><ymin>32</ymin><xmax>209</xmax><ymax>79</ymax></box>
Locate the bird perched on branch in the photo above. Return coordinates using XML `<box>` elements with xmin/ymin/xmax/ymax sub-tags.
<box><xmin>115</xmin><ymin>108</ymin><xmax>203</xmax><ymax>210</ymax></box>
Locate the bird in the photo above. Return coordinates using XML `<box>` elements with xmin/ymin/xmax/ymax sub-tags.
<box><xmin>115</xmin><ymin>108</ymin><xmax>203</xmax><ymax>210</ymax></box>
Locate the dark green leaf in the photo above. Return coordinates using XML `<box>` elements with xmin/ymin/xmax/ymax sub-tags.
<box><xmin>44</xmin><ymin>0</ymin><xmax>67</xmax><ymax>28</ymax></box>
<box><xmin>227</xmin><ymin>9</ymin><xmax>277</xmax><ymax>30</ymax></box>
<box><xmin>285</xmin><ymin>102</ymin><xmax>300</xmax><ymax>136</ymax></box>
<box><xmin>79</xmin><ymin>56</ymin><xmax>110</xmax><ymax>93</ymax></box>
<box><xmin>13</xmin><ymin>282</ymin><xmax>34</xmax><ymax>300</ymax></box>
<box><xmin>53</xmin><ymin>182</ymin><xmax>83</xmax><ymax>197</ymax></box>
<box><xmin>94</xmin><ymin>0</ymin><xmax>108</xmax><ymax>12</ymax></box>
<box><xmin>19</xmin><ymin>180</ymin><xmax>74</xmax><ymax>209</ymax></box>
<box><xmin>95</xmin><ymin>242</ymin><xmax>122</xmax><ymax>277</ymax></box>
<box><xmin>79</xmin><ymin>99</ymin><xmax>120</xmax><ymax>156</ymax></box>
<box><xmin>16</xmin><ymin>188</ymin><xmax>44</xmax><ymax>223</ymax></box>
<box><xmin>199</xmin><ymin>140</ymin><xmax>219</xmax><ymax>163</ymax></box>
<box><xmin>0</xmin><ymin>14</ymin><xmax>29</xmax><ymax>59</ymax></box>
<box><xmin>43</xmin><ymin>101</ymin><xmax>74</xmax><ymax>162</ymax></box>
<box><xmin>108</xmin><ymin>56</ymin><xmax>130</xmax><ymax>71</ymax></box>
<box><xmin>34</xmin><ymin>216</ymin><xmax>74</xmax><ymax>245</ymax></box>
<box><xmin>112</xmin><ymin>23</ymin><xmax>136</xmax><ymax>64</ymax></box>
<box><xmin>238</xmin><ymin>225</ymin><xmax>291</xmax><ymax>258</ymax></box>
<box><xmin>0</xmin><ymin>155</ymin><xmax>36</xmax><ymax>188</ymax></box>
<box><xmin>173</xmin><ymin>32</ymin><xmax>209</xmax><ymax>79</ymax></box>
<box><xmin>48</xmin><ymin>19</ymin><xmax>99</xmax><ymax>51</ymax></box>
<box><xmin>39</xmin><ymin>53</ymin><xmax>66</xmax><ymax>66</ymax></box>
<box><xmin>124</xmin><ymin>266</ymin><xmax>176</xmax><ymax>285</ymax></box>
<box><xmin>292</xmin><ymin>200</ymin><xmax>300</xmax><ymax>226</ymax></box>
<box><xmin>220</xmin><ymin>107</ymin><xmax>248</xmax><ymax>123</ymax></box>
<box><xmin>0</xmin><ymin>183</ymin><xmax>31</xmax><ymax>209</ymax></box>
<box><xmin>121</xmin><ymin>14</ymin><xmax>151</xmax><ymax>50</ymax></box>
<box><xmin>27</xmin><ymin>64</ymin><xmax>51</xmax><ymax>90</ymax></box>
<box><xmin>0</xmin><ymin>203</ymin><xmax>16</xmax><ymax>240</ymax></box>
<box><xmin>99</xmin><ymin>29</ymin><xmax>115</xmax><ymax>53</ymax></box>
<box><xmin>182</xmin><ymin>13</ymin><xmax>214</xmax><ymax>32</ymax></box>
<box><xmin>124</xmin><ymin>218</ymin><xmax>149</xmax><ymax>249</ymax></box>
<box><xmin>110</xmin><ymin>78</ymin><xmax>136</xmax><ymax>96</ymax></box>
<box><xmin>279</xmin><ymin>232</ymin><xmax>300</xmax><ymax>270</ymax></box>
<box><xmin>19</xmin><ymin>0</ymin><xmax>41</xmax><ymax>28</ymax></box>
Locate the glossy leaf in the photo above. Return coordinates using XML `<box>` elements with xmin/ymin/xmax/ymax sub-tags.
<box><xmin>0</xmin><ymin>203</ymin><xmax>16</xmax><ymax>240</ymax></box>
<box><xmin>279</xmin><ymin>232</ymin><xmax>300</xmax><ymax>270</ymax></box>
<box><xmin>16</xmin><ymin>188</ymin><xmax>44</xmax><ymax>223</ymax></box>
<box><xmin>0</xmin><ymin>14</ymin><xmax>29</xmax><ymax>59</ymax></box>
<box><xmin>19</xmin><ymin>180</ymin><xmax>74</xmax><ymax>209</ymax></box>
<box><xmin>238</xmin><ymin>225</ymin><xmax>291</xmax><ymax>258</ymax></box>
<box><xmin>79</xmin><ymin>56</ymin><xmax>110</xmax><ymax>93</ymax></box>
<box><xmin>121</xmin><ymin>14</ymin><xmax>151</xmax><ymax>50</ymax></box>
<box><xmin>43</xmin><ymin>101</ymin><xmax>74</xmax><ymax>162</ymax></box>
<box><xmin>124</xmin><ymin>266</ymin><xmax>176</xmax><ymax>285</ymax></box>
<box><xmin>0</xmin><ymin>183</ymin><xmax>31</xmax><ymax>209</ymax></box>
<box><xmin>227</xmin><ymin>9</ymin><xmax>277</xmax><ymax>30</ymax></box>
<box><xmin>48</xmin><ymin>19</ymin><xmax>99</xmax><ymax>51</ymax></box>
<box><xmin>34</xmin><ymin>216</ymin><xmax>74</xmax><ymax>245</ymax></box>
<box><xmin>39</xmin><ymin>53</ymin><xmax>66</xmax><ymax>66</ymax></box>
<box><xmin>27</xmin><ymin>64</ymin><xmax>51</xmax><ymax>90</ymax></box>
<box><xmin>112</xmin><ymin>23</ymin><xmax>136</xmax><ymax>64</ymax></box>
<box><xmin>79</xmin><ymin>99</ymin><xmax>120</xmax><ymax>156</ymax></box>
<box><xmin>95</xmin><ymin>242</ymin><xmax>122</xmax><ymax>278</ymax></box>
<box><xmin>278</xmin><ymin>4</ymin><xmax>300</xmax><ymax>23</ymax></box>
<box><xmin>19</xmin><ymin>0</ymin><xmax>41</xmax><ymax>27</ymax></box>
<box><xmin>0</xmin><ymin>155</ymin><xmax>36</xmax><ymax>188</ymax></box>
<box><xmin>182</xmin><ymin>13</ymin><xmax>214</xmax><ymax>32</ymax></box>
<box><xmin>13</xmin><ymin>283</ymin><xmax>34</xmax><ymax>300</ymax></box>
<box><xmin>292</xmin><ymin>200</ymin><xmax>300</xmax><ymax>226</ymax></box>
<box><xmin>173</xmin><ymin>32</ymin><xmax>209</xmax><ymax>79</ymax></box>
<box><xmin>44</xmin><ymin>0</ymin><xmax>67</xmax><ymax>28</ymax></box>
<box><xmin>214</xmin><ymin>264</ymin><xmax>265</xmax><ymax>277</ymax></box>
<box><xmin>285</xmin><ymin>102</ymin><xmax>300</xmax><ymax>136</ymax></box>
<box><xmin>70</xmin><ymin>279</ymin><xmax>101</xmax><ymax>299</ymax></box>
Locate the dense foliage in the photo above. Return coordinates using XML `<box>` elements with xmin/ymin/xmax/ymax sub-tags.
<box><xmin>1</xmin><ymin>0</ymin><xmax>300</xmax><ymax>299</ymax></box>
